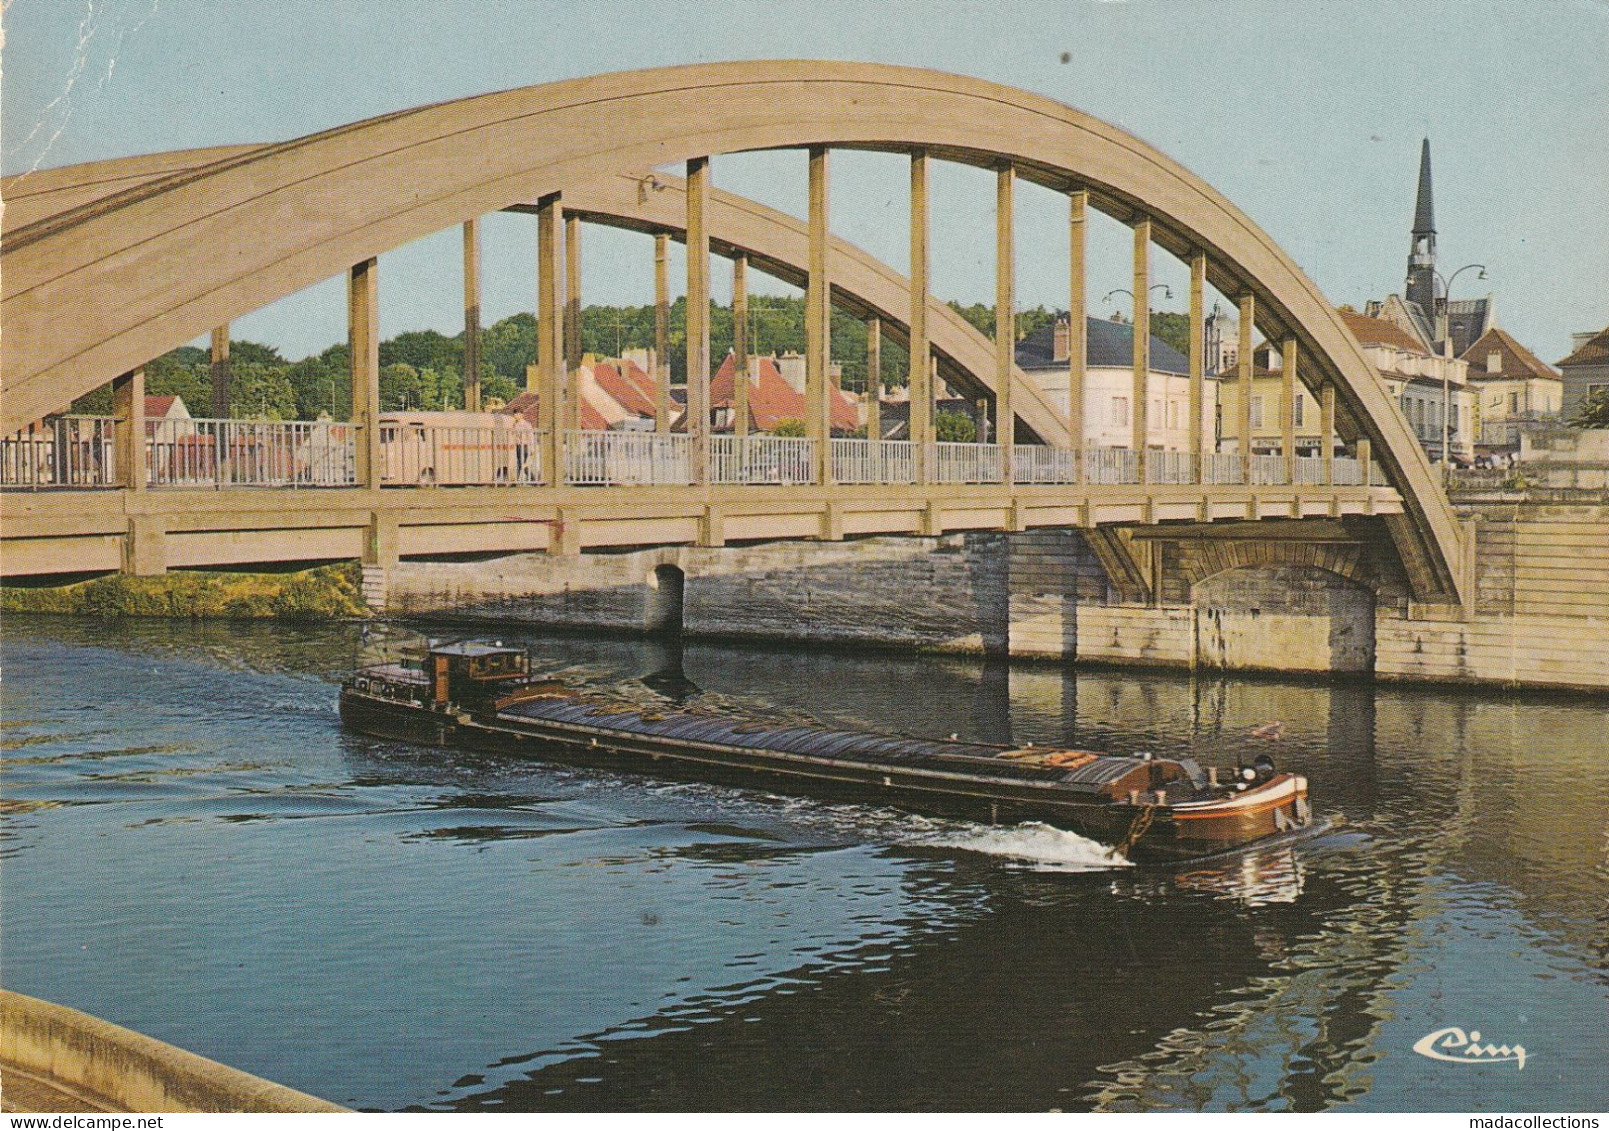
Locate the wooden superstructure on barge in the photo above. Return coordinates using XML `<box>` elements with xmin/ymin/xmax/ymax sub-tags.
<box><xmin>339</xmin><ymin>641</ymin><xmax>1314</xmax><ymax>864</ymax></box>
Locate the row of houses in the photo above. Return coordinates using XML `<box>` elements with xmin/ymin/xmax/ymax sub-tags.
<box><xmin>499</xmin><ymin>309</ymin><xmax>1572</xmax><ymax>464</ymax></box>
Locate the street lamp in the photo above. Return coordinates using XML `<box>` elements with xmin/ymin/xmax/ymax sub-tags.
<box><xmin>1434</xmin><ymin>263</ymin><xmax>1487</xmax><ymax>467</ymax></box>
<box><xmin>1102</xmin><ymin>284</ymin><xmax>1173</xmax><ymax>320</ymax></box>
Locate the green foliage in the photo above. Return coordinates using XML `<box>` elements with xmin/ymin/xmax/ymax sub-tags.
<box><xmin>769</xmin><ymin>418</ymin><xmax>807</xmax><ymax>437</ymax></box>
<box><xmin>60</xmin><ymin>288</ymin><xmax>966</xmax><ymax>423</ymax></box>
<box><xmin>1150</xmin><ymin>311</ymin><xmax>1191</xmax><ymax>358</ymax></box>
<box><xmin>935</xmin><ymin>410</ymin><xmax>976</xmax><ymax>443</ymax></box>
<box><xmin>1</xmin><ymin>562</ymin><xmax>368</xmax><ymax>621</ymax></box>
<box><xmin>1568</xmin><ymin>386</ymin><xmax>1609</xmax><ymax>428</ymax></box>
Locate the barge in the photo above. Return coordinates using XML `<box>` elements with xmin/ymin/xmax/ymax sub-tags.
<box><xmin>339</xmin><ymin>641</ymin><xmax>1315</xmax><ymax>864</ymax></box>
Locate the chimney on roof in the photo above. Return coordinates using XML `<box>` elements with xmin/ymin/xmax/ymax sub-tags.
<box><xmin>777</xmin><ymin>352</ymin><xmax>806</xmax><ymax>394</ymax></box>
<box><xmin>1053</xmin><ymin>316</ymin><xmax>1071</xmax><ymax>363</ymax></box>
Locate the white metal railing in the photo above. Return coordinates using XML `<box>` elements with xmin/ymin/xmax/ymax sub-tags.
<box><xmin>1370</xmin><ymin>462</ymin><xmax>1385</xmax><ymax>487</ymax></box>
<box><xmin>147</xmin><ymin>418</ymin><xmax>357</xmax><ymax>488</ymax></box>
<box><xmin>566</xmin><ymin>430</ymin><xmax>689</xmax><ymax>486</ymax></box>
<box><xmin>1146</xmin><ymin>450</ymin><xmax>1195</xmax><ymax>485</ymax></box>
<box><xmin>830</xmin><ymin>438</ymin><xmax>917</xmax><ymax>484</ymax></box>
<box><xmin>875</xmin><ymin>439</ymin><xmax>916</xmax><ymax>484</ymax></box>
<box><xmin>1293</xmin><ymin>455</ymin><xmax>1329</xmax><ymax>485</ymax></box>
<box><xmin>378</xmin><ymin>422</ymin><xmax>538</xmax><ymax>487</ymax></box>
<box><xmin>1</xmin><ymin>417</ymin><xmax>118</xmax><ymax>489</ymax></box>
<box><xmin>1248</xmin><ymin>454</ymin><xmax>1290</xmax><ymax>486</ymax></box>
<box><xmin>710</xmin><ymin>434</ymin><xmax>817</xmax><ymax>485</ymax></box>
<box><xmin>1331</xmin><ymin>456</ymin><xmax>1364</xmax><ymax>486</ymax></box>
<box><xmin>1201</xmin><ymin>453</ymin><xmax>1243</xmax><ymax>485</ymax></box>
<box><xmin>934</xmin><ymin>441</ymin><xmax>1003</xmax><ymax>484</ymax></box>
<box><xmin>1083</xmin><ymin>447</ymin><xmax>1139</xmax><ymax>485</ymax></box>
<box><xmin>1012</xmin><ymin>446</ymin><xmax>1079</xmax><ymax>485</ymax></box>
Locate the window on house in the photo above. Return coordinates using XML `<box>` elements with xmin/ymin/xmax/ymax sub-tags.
<box><xmin>1509</xmin><ymin>392</ymin><xmax>1520</xmax><ymax>414</ymax></box>
<box><xmin>1112</xmin><ymin>396</ymin><xmax>1129</xmax><ymax>427</ymax></box>
<box><xmin>1294</xmin><ymin>394</ymin><xmax>1305</xmax><ymax>428</ymax></box>
<box><xmin>1487</xmin><ymin>352</ymin><xmax>1502</xmax><ymax>374</ymax></box>
<box><xmin>1250</xmin><ymin>396</ymin><xmax>1264</xmax><ymax>429</ymax></box>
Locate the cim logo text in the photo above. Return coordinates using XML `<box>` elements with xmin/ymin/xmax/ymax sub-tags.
<box><xmin>1413</xmin><ymin>1026</ymin><xmax>1527</xmax><ymax>1070</ymax></box>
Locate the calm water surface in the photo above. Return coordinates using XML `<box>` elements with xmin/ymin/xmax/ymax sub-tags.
<box><xmin>2</xmin><ymin>616</ymin><xmax>1605</xmax><ymax>1112</ymax></box>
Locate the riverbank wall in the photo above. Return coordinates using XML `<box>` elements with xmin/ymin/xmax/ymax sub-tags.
<box><xmin>380</xmin><ymin>490</ymin><xmax>1608</xmax><ymax>694</ymax></box>
<box><xmin>0</xmin><ymin>989</ymin><xmax>347</xmax><ymax>1113</ymax></box>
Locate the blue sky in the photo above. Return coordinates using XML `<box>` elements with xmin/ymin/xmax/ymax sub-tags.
<box><xmin>4</xmin><ymin>0</ymin><xmax>1606</xmax><ymax>362</ymax></box>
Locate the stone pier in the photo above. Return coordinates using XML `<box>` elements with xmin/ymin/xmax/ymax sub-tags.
<box><xmin>380</xmin><ymin>492</ymin><xmax>1607</xmax><ymax>694</ymax></box>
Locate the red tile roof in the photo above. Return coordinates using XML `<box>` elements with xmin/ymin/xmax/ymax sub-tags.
<box><xmin>1339</xmin><ymin>310</ymin><xmax>1430</xmax><ymax>356</ymax></box>
<box><xmin>618</xmin><ymin>358</ymin><xmax>659</xmax><ymax>404</ymax></box>
<box><xmin>1559</xmin><ymin>325</ymin><xmax>1609</xmax><ymax>368</ymax></box>
<box><xmin>1459</xmin><ymin>326</ymin><xmax>1560</xmax><ymax>382</ymax></box>
<box><xmin>498</xmin><ymin>391</ymin><xmax>540</xmax><ymax>427</ymax></box>
<box><xmin>495</xmin><ymin>391</ymin><xmax>609</xmax><ymax>432</ymax></box>
<box><xmin>589</xmin><ymin>362</ymin><xmax>656</xmax><ymax>418</ymax></box>
<box><xmin>144</xmin><ymin>395</ymin><xmax>180</xmax><ymax>417</ymax></box>
<box><xmin>712</xmin><ymin>353</ymin><xmax>859</xmax><ymax>433</ymax></box>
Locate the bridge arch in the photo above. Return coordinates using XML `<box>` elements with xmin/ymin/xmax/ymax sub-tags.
<box><xmin>0</xmin><ymin>61</ymin><xmax>1464</xmax><ymax>601</ymax></box>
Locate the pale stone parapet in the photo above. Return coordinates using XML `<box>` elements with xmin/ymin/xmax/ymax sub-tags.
<box><xmin>0</xmin><ymin>988</ymin><xmax>346</xmax><ymax>1113</ymax></box>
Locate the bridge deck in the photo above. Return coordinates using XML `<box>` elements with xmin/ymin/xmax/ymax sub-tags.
<box><xmin>0</xmin><ymin>480</ymin><xmax>1402</xmax><ymax>579</ymax></box>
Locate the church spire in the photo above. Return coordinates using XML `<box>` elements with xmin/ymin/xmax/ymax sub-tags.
<box><xmin>1413</xmin><ymin>137</ymin><xmax>1436</xmax><ymax>235</ymax></box>
<box><xmin>1405</xmin><ymin>138</ymin><xmax>1438</xmax><ymax>314</ymax></box>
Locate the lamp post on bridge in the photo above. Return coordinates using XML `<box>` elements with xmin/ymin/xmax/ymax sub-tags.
<box><xmin>1104</xmin><ymin>285</ymin><xmax>1172</xmax><ymax>460</ymax></box>
<box><xmin>1434</xmin><ymin>263</ymin><xmax>1487</xmax><ymax>471</ymax></box>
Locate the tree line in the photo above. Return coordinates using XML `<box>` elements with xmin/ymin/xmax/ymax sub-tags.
<box><xmin>71</xmin><ymin>297</ymin><xmax>1194</xmax><ymax>420</ymax></box>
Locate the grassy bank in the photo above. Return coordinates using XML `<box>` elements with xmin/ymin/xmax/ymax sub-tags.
<box><xmin>2</xmin><ymin>562</ymin><xmax>369</xmax><ymax>621</ymax></box>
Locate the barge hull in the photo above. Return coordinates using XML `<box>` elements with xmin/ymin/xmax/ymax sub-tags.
<box><xmin>339</xmin><ymin>689</ymin><xmax>1306</xmax><ymax>864</ymax></box>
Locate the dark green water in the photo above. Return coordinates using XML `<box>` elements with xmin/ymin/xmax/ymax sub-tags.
<box><xmin>2</xmin><ymin>616</ymin><xmax>1605</xmax><ymax>1112</ymax></box>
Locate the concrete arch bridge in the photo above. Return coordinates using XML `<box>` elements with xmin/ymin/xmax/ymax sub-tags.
<box><xmin>0</xmin><ymin>62</ymin><xmax>1469</xmax><ymax>615</ymax></box>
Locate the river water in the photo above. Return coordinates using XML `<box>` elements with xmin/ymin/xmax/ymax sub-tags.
<box><xmin>2</xmin><ymin>616</ymin><xmax>1605</xmax><ymax>1112</ymax></box>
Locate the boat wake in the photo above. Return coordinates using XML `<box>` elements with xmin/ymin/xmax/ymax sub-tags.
<box><xmin>913</xmin><ymin>820</ymin><xmax>1132</xmax><ymax>872</ymax></box>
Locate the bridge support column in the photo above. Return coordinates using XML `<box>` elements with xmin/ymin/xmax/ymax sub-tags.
<box><xmin>209</xmin><ymin>327</ymin><xmax>230</xmax><ymax>418</ymax></box>
<box><xmin>1237</xmin><ymin>292</ymin><xmax>1255</xmax><ymax>481</ymax></box>
<box><xmin>1282</xmin><ymin>337</ymin><xmax>1298</xmax><ymax>481</ymax></box>
<box><xmin>820</xmin><ymin>501</ymin><xmax>844</xmax><ymax>542</ymax></box>
<box><xmin>550</xmin><ymin>507</ymin><xmax>582</xmax><ymax>556</ymax></box>
<box><xmin>654</xmin><ymin>233</ymin><xmax>671</xmax><ymax>433</ymax></box>
<box><xmin>1321</xmin><ymin>381</ymin><xmax>1336</xmax><ymax>484</ymax></box>
<box><xmin>865</xmin><ymin>317</ymin><xmax>881</xmax><ymax>444</ymax></box>
<box><xmin>995</xmin><ymin>163</ymin><xmax>1015</xmax><ymax>481</ymax></box>
<box><xmin>463</xmin><ymin>219</ymin><xmax>482</xmax><ymax>411</ymax></box>
<box><xmin>123</xmin><ymin>515</ymin><xmax>167</xmax><ymax>577</ymax></box>
<box><xmin>806</xmin><ymin>146</ymin><xmax>832</xmax><ymax>484</ymax></box>
<box><xmin>1131</xmin><ymin>218</ymin><xmax>1151</xmax><ymax>480</ymax></box>
<box><xmin>686</xmin><ymin>157</ymin><xmax>711</xmax><ymax>483</ymax></box>
<box><xmin>910</xmin><ymin>151</ymin><xmax>931</xmax><ymax>483</ymax></box>
<box><xmin>348</xmin><ymin>259</ymin><xmax>380</xmax><ymax>487</ymax></box>
<box><xmin>698</xmin><ymin>506</ymin><xmax>725</xmax><ymax>548</ymax></box>
<box><xmin>733</xmin><ymin>254</ymin><xmax>750</xmax><ymax>438</ymax></box>
<box><xmin>565</xmin><ymin>214</ymin><xmax>584</xmax><ymax>432</ymax></box>
<box><xmin>536</xmin><ymin>195</ymin><xmax>563</xmax><ymax>484</ymax></box>
<box><xmin>1188</xmin><ymin>252</ymin><xmax>1206</xmax><ymax>481</ymax></box>
<box><xmin>364</xmin><ymin>513</ymin><xmax>400</xmax><ymax>569</ymax></box>
<box><xmin>111</xmin><ymin>368</ymin><xmax>146</xmax><ymax>492</ymax></box>
<box><xmin>1068</xmin><ymin>189</ymin><xmax>1087</xmax><ymax>454</ymax></box>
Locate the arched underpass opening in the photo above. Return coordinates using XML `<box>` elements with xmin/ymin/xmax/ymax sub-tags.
<box><xmin>645</xmin><ymin>564</ymin><xmax>685</xmax><ymax>635</ymax></box>
<box><xmin>1192</xmin><ymin>565</ymin><xmax>1376</xmax><ymax>676</ymax></box>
